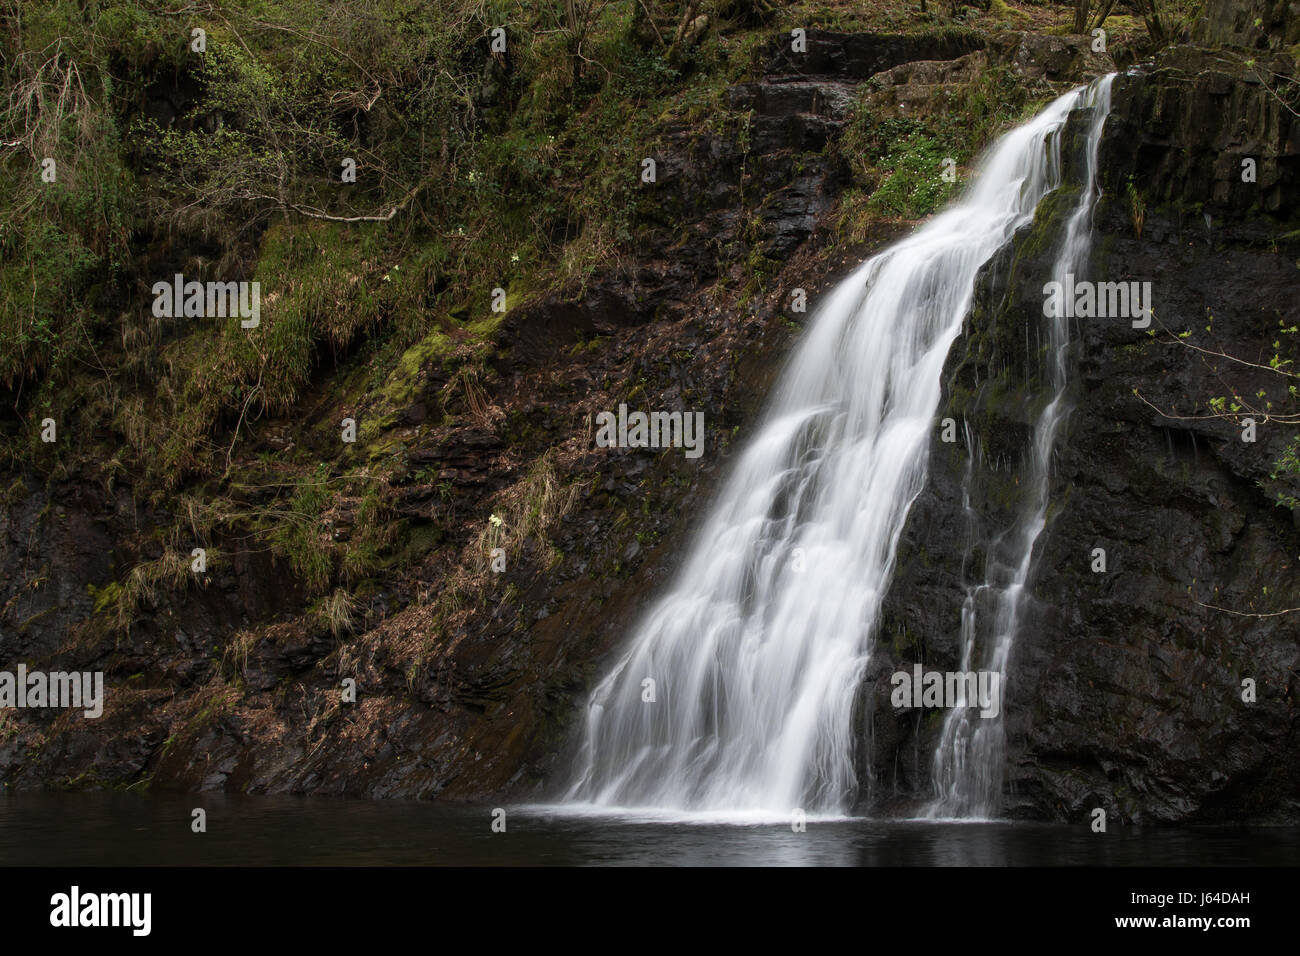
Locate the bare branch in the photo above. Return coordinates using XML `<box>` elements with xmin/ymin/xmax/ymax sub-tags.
<box><xmin>1194</xmin><ymin>599</ymin><xmax>1300</xmax><ymax>617</ymax></box>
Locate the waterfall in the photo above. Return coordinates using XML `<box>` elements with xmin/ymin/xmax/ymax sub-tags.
<box><xmin>564</xmin><ymin>75</ymin><xmax>1117</xmax><ymax>818</ymax></box>
<box><xmin>929</xmin><ymin>74</ymin><xmax>1114</xmax><ymax>819</ymax></box>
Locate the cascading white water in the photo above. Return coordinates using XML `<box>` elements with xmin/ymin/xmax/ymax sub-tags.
<box><xmin>564</xmin><ymin>77</ymin><xmax>1116</xmax><ymax>818</ymax></box>
<box><xmin>929</xmin><ymin>75</ymin><xmax>1114</xmax><ymax>819</ymax></box>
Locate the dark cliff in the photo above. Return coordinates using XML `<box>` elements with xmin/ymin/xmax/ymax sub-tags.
<box><xmin>874</xmin><ymin>39</ymin><xmax>1300</xmax><ymax>822</ymax></box>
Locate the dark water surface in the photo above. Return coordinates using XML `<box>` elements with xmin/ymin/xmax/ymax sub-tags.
<box><xmin>1</xmin><ymin>792</ymin><xmax>1294</xmax><ymax>866</ymax></box>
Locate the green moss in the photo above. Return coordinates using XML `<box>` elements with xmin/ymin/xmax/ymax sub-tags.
<box><xmin>88</xmin><ymin>580</ymin><xmax>124</xmax><ymax>616</ymax></box>
<box><xmin>380</xmin><ymin>328</ymin><xmax>455</xmax><ymax>408</ymax></box>
<box><xmin>988</xmin><ymin>0</ymin><xmax>1030</xmax><ymax>21</ymax></box>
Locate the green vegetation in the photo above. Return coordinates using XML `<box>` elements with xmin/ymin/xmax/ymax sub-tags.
<box><xmin>0</xmin><ymin>0</ymin><xmax>721</xmax><ymax>615</ymax></box>
<box><xmin>0</xmin><ymin>17</ymin><xmax>133</xmax><ymax>390</ymax></box>
<box><xmin>865</xmin><ymin>122</ymin><xmax>961</xmax><ymax>219</ymax></box>
<box><xmin>838</xmin><ymin>63</ymin><xmax>1051</xmax><ymax>231</ymax></box>
<box><xmin>474</xmin><ymin>450</ymin><xmax>577</xmax><ymax>571</ymax></box>
<box><xmin>0</xmin><ymin>0</ymin><xmax>1228</xmax><ymax>637</ymax></box>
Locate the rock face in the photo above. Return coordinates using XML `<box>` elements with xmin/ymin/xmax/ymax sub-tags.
<box><xmin>1194</xmin><ymin>0</ymin><xmax>1300</xmax><ymax>49</ymax></box>
<box><xmin>2</xmin><ymin>23</ymin><xmax>1296</xmax><ymax>824</ymax></box>
<box><xmin>872</xmin><ymin>46</ymin><xmax>1300</xmax><ymax>823</ymax></box>
<box><xmin>761</xmin><ymin>29</ymin><xmax>986</xmax><ymax>80</ymax></box>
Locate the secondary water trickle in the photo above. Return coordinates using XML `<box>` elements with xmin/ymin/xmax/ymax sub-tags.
<box><xmin>564</xmin><ymin>75</ymin><xmax>1117</xmax><ymax>818</ymax></box>
<box><xmin>929</xmin><ymin>74</ymin><xmax>1114</xmax><ymax>819</ymax></box>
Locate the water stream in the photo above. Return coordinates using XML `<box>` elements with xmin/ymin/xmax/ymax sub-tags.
<box><xmin>564</xmin><ymin>77</ymin><xmax>1117</xmax><ymax>817</ymax></box>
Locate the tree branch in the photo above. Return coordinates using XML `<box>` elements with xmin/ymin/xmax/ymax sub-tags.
<box><xmin>1194</xmin><ymin>599</ymin><xmax>1300</xmax><ymax>618</ymax></box>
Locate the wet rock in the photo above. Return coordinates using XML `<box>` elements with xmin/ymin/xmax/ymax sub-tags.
<box><xmin>875</xmin><ymin>48</ymin><xmax>1300</xmax><ymax>823</ymax></box>
<box><xmin>1194</xmin><ymin>0</ymin><xmax>1300</xmax><ymax>50</ymax></box>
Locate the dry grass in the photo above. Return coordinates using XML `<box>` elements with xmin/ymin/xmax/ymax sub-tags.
<box><xmin>314</xmin><ymin>588</ymin><xmax>359</xmax><ymax>637</ymax></box>
<box><xmin>100</xmin><ymin>548</ymin><xmax>214</xmax><ymax>634</ymax></box>
<box><xmin>223</xmin><ymin>628</ymin><xmax>260</xmax><ymax>677</ymax></box>
<box><xmin>443</xmin><ymin>367</ymin><xmax>500</xmax><ymax>430</ymax></box>
<box><xmin>473</xmin><ymin>449</ymin><xmax>579</xmax><ymax>573</ymax></box>
<box><xmin>1</xmin><ymin>45</ymin><xmax>97</xmax><ymax>187</ymax></box>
